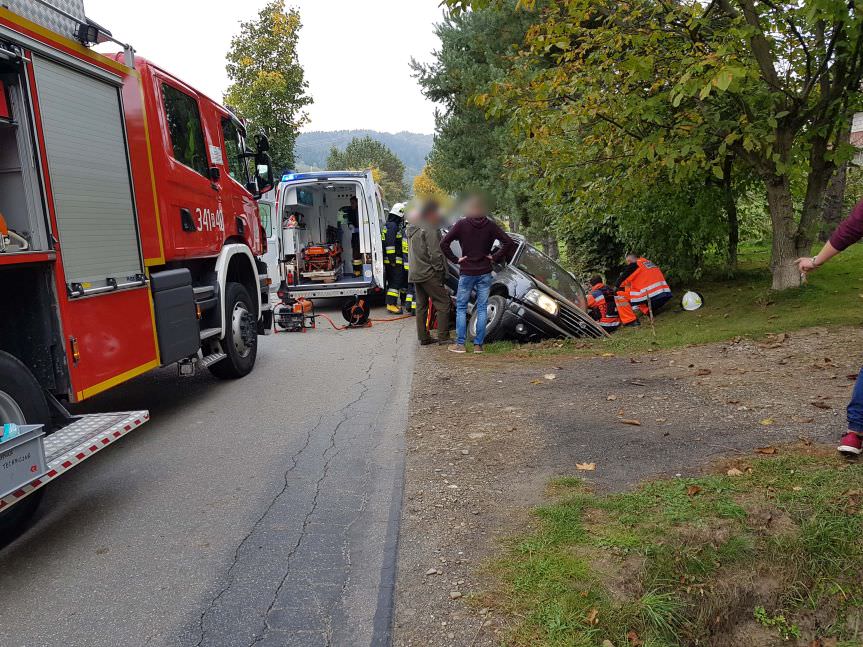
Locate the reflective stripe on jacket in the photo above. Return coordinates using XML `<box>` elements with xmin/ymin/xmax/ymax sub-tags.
<box><xmin>623</xmin><ymin>258</ymin><xmax>671</xmax><ymax>304</ymax></box>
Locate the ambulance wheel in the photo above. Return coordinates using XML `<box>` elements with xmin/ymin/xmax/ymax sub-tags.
<box><xmin>210</xmin><ymin>282</ymin><xmax>258</xmax><ymax>380</ymax></box>
<box><xmin>0</xmin><ymin>351</ymin><xmax>51</xmax><ymax>543</ymax></box>
<box><xmin>469</xmin><ymin>295</ymin><xmax>506</xmax><ymax>343</ymax></box>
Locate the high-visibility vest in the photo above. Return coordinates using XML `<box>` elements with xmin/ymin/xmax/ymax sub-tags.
<box><xmin>587</xmin><ymin>284</ymin><xmax>620</xmax><ymax>329</ymax></box>
<box><xmin>402</xmin><ymin>235</ymin><xmax>410</xmax><ymax>271</ymax></box>
<box><xmin>624</xmin><ymin>258</ymin><xmax>671</xmax><ymax>304</ymax></box>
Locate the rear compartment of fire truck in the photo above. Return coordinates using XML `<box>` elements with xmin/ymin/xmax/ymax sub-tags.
<box><xmin>0</xmin><ymin>43</ymin><xmax>148</xmax><ymax>538</ymax></box>
<box><xmin>280</xmin><ymin>179</ymin><xmax>379</xmax><ymax>298</ymax></box>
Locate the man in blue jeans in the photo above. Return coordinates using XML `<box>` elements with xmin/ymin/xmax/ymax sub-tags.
<box><xmin>440</xmin><ymin>195</ymin><xmax>515</xmax><ymax>354</ymax></box>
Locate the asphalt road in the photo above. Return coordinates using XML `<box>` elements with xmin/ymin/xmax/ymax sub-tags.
<box><xmin>0</xmin><ymin>304</ymin><xmax>415</xmax><ymax>647</ymax></box>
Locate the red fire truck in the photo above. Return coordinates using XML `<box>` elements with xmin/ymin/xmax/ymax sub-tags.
<box><xmin>0</xmin><ymin>1</ymin><xmax>274</xmax><ymax>535</ymax></box>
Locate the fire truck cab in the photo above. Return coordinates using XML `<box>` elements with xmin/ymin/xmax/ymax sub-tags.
<box><xmin>0</xmin><ymin>1</ymin><xmax>273</xmax><ymax>536</ymax></box>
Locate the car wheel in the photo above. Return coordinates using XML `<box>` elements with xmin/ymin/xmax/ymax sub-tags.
<box><xmin>469</xmin><ymin>294</ymin><xmax>507</xmax><ymax>343</ymax></box>
<box><xmin>209</xmin><ymin>282</ymin><xmax>258</xmax><ymax>380</ymax></box>
<box><xmin>0</xmin><ymin>351</ymin><xmax>51</xmax><ymax>543</ymax></box>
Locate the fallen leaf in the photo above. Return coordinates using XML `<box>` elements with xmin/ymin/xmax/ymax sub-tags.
<box><xmin>630</xmin><ymin>358</ymin><xmax>642</xmax><ymax>364</ymax></box>
<box><xmin>544</xmin><ymin>374</ymin><xmax>557</xmax><ymax>381</ymax></box>
<box><xmin>696</xmin><ymin>369</ymin><xmax>712</xmax><ymax>376</ymax></box>
<box><xmin>726</xmin><ymin>399</ymin><xmax>740</xmax><ymax>405</ymax></box>
<box><xmin>810</xmin><ymin>401</ymin><xmax>832</xmax><ymax>410</ymax></box>
<box><xmin>656</xmin><ymin>417</ymin><xmax>667</xmax><ymax>423</ymax></box>
<box><xmin>586</xmin><ymin>607</ymin><xmax>599</xmax><ymax>625</ymax></box>
<box><xmin>629</xmin><ymin>380</ymin><xmax>647</xmax><ymax>386</ymax></box>
<box><xmin>686</xmin><ymin>485</ymin><xmax>702</xmax><ymax>496</ymax></box>
<box><xmin>726</xmin><ymin>468</ymin><xmax>744</xmax><ymax>477</ymax></box>
<box><xmin>530</xmin><ymin>379</ymin><xmax>543</xmax><ymax>385</ymax></box>
<box><xmin>756</xmin><ymin>446</ymin><xmax>777</xmax><ymax>455</ymax></box>
<box><xmin>792</xmin><ymin>417</ymin><xmax>814</xmax><ymax>424</ymax></box>
<box><xmin>576</xmin><ymin>462</ymin><xmax>596</xmax><ymax>471</ymax></box>
<box><xmin>618</xmin><ymin>418</ymin><xmax>642</xmax><ymax>426</ymax></box>
<box><xmin>627</xmin><ymin>629</ymin><xmax>643</xmax><ymax>646</ymax></box>
<box><xmin>607</xmin><ymin>394</ymin><xmax>618</xmax><ymax>401</ymax></box>
<box><xmin>760</xmin><ymin>418</ymin><xmax>774</xmax><ymax>426</ymax></box>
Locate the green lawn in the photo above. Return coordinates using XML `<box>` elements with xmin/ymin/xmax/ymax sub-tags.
<box><xmin>486</xmin><ymin>243</ymin><xmax>863</xmax><ymax>356</ymax></box>
<box><xmin>486</xmin><ymin>451</ymin><xmax>863</xmax><ymax>646</ymax></box>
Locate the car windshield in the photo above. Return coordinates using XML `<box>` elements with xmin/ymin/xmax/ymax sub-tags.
<box><xmin>514</xmin><ymin>243</ymin><xmax>586</xmax><ymax>309</ymax></box>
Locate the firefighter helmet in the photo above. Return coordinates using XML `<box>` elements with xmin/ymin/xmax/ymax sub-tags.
<box><xmin>389</xmin><ymin>202</ymin><xmax>407</xmax><ymax>218</ymax></box>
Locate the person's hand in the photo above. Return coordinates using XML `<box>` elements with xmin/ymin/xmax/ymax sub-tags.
<box><xmin>457</xmin><ymin>256</ymin><xmax>467</xmax><ymax>264</ymax></box>
<box><xmin>796</xmin><ymin>257</ymin><xmax>818</xmax><ymax>274</ymax></box>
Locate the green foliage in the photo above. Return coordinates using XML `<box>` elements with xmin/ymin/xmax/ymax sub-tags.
<box><xmin>224</xmin><ymin>1</ymin><xmax>311</xmax><ymax>172</ymax></box>
<box><xmin>489</xmin><ymin>452</ymin><xmax>863</xmax><ymax>645</ymax></box>
<box><xmin>327</xmin><ymin>136</ymin><xmax>407</xmax><ymax>202</ymax></box>
<box><xmin>753</xmin><ymin>606</ymin><xmax>802</xmax><ymax>641</ymax></box>
<box><xmin>441</xmin><ymin>0</ymin><xmax>863</xmax><ymax>289</ymax></box>
<box><xmin>412</xmin><ymin>5</ymin><xmax>540</xmax><ymax>231</ymax></box>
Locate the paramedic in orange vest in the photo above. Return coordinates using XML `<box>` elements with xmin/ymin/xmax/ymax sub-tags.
<box><xmin>614</xmin><ymin>253</ymin><xmax>672</xmax><ymax>326</ymax></box>
<box><xmin>586</xmin><ymin>275</ymin><xmax>620</xmax><ymax>332</ymax></box>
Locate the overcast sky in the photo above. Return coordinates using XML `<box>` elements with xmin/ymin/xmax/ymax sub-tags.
<box><xmin>86</xmin><ymin>0</ymin><xmax>443</xmax><ymax>134</ymax></box>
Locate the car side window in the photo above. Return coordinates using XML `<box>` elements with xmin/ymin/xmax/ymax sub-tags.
<box><xmin>221</xmin><ymin>118</ymin><xmax>250</xmax><ymax>185</ymax></box>
<box><xmin>161</xmin><ymin>83</ymin><xmax>208</xmax><ymax>177</ymax></box>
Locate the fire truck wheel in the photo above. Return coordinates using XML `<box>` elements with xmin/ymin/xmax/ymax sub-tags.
<box><xmin>209</xmin><ymin>282</ymin><xmax>258</xmax><ymax>380</ymax></box>
<box><xmin>0</xmin><ymin>351</ymin><xmax>51</xmax><ymax>542</ymax></box>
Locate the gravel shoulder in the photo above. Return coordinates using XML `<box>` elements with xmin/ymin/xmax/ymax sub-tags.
<box><xmin>393</xmin><ymin>326</ymin><xmax>861</xmax><ymax>647</ymax></box>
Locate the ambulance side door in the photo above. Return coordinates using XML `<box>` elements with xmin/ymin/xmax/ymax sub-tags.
<box><xmin>366</xmin><ymin>172</ymin><xmax>385</xmax><ymax>287</ymax></box>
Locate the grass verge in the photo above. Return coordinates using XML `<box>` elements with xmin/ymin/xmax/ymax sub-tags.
<box><xmin>483</xmin><ymin>449</ymin><xmax>863</xmax><ymax>646</ymax></box>
<box><xmin>483</xmin><ymin>243</ymin><xmax>863</xmax><ymax>357</ymax></box>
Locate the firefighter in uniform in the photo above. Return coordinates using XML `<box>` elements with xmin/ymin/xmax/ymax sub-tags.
<box><xmin>383</xmin><ymin>203</ymin><xmax>407</xmax><ymax>313</ymax></box>
<box><xmin>614</xmin><ymin>253</ymin><xmax>672</xmax><ymax>326</ymax></box>
<box><xmin>586</xmin><ymin>275</ymin><xmax>620</xmax><ymax>332</ymax></box>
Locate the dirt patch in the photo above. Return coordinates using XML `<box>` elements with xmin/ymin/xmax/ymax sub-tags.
<box><xmin>393</xmin><ymin>326</ymin><xmax>863</xmax><ymax>647</ymax></box>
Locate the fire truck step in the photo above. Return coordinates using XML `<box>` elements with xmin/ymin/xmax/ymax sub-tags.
<box><xmin>199</xmin><ymin>352</ymin><xmax>226</xmax><ymax>368</ymax></box>
<box><xmin>193</xmin><ymin>285</ymin><xmax>216</xmax><ymax>299</ymax></box>
<box><xmin>199</xmin><ymin>327</ymin><xmax>220</xmax><ymax>340</ymax></box>
<box><xmin>0</xmin><ymin>411</ymin><xmax>149</xmax><ymax>512</ymax></box>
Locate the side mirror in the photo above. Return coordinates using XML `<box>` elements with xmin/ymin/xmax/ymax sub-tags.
<box><xmin>254</xmin><ymin>151</ymin><xmax>274</xmax><ymax>196</ymax></box>
<box><xmin>208</xmin><ymin>166</ymin><xmax>221</xmax><ymax>183</ymax></box>
<box><xmin>255</xmin><ymin>133</ymin><xmax>270</xmax><ymax>153</ymax></box>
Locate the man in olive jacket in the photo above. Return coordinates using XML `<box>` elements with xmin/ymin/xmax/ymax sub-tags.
<box><xmin>406</xmin><ymin>201</ymin><xmax>451</xmax><ymax>345</ymax></box>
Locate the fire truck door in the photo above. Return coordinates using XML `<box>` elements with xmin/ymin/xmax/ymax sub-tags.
<box><xmin>31</xmin><ymin>55</ymin><xmax>158</xmax><ymax>399</ymax></box>
<box><xmin>158</xmin><ymin>80</ymin><xmax>225</xmax><ymax>257</ymax></box>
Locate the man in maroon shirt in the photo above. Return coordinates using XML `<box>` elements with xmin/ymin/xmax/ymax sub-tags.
<box><xmin>798</xmin><ymin>199</ymin><xmax>863</xmax><ymax>455</ymax></box>
<box><xmin>440</xmin><ymin>195</ymin><xmax>515</xmax><ymax>353</ymax></box>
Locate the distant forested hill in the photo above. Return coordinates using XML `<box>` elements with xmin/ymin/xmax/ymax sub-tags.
<box><xmin>294</xmin><ymin>130</ymin><xmax>434</xmax><ymax>186</ymax></box>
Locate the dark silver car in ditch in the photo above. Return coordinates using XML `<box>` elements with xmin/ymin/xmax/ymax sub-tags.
<box><xmin>445</xmin><ymin>234</ymin><xmax>606</xmax><ymax>343</ymax></box>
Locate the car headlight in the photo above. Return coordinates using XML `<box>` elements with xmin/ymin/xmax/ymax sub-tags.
<box><xmin>524</xmin><ymin>289</ymin><xmax>559</xmax><ymax>316</ymax></box>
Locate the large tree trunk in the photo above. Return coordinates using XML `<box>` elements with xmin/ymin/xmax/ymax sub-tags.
<box><xmin>722</xmin><ymin>159</ymin><xmax>738</xmax><ymax>273</ymax></box>
<box><xmin>821</xmin><ymin>163</ymin><xmax>848</xmax><ymax>241</ymax></box>
<box><xmin>765</xmin><ymin>174</ymin><xmax>802</xmax><ymax>290</ymax></box>
<box><xmin>544</xmin><ymin>234</ymin><xmax>559</xmax><ymax>260</ymax></box>
<box><xmin>795</xmin><ymin>135</ymin><xmax>834</xmax><ymax>256</ymax></box>
<box><xmin>820</xmin><ymin>128</ymin><xmax>851</xmax><ymax>240</ymax></box>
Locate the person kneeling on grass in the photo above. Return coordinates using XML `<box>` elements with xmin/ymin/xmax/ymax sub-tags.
<box><xmin>440</xmin><ymin>194</ymin><xmax>515</xmax><ymax>354</ymax></box>
<box><xmin>797</xmin><ymin>199</ymin><xmax>863</xmax><ymax>456</ymax></box>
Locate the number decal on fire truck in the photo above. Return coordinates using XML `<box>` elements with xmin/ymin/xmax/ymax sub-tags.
<box><xmin>195</xmin><ymin>207</ymin><xmax>225</xmax><ymax>232</ymax></box>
